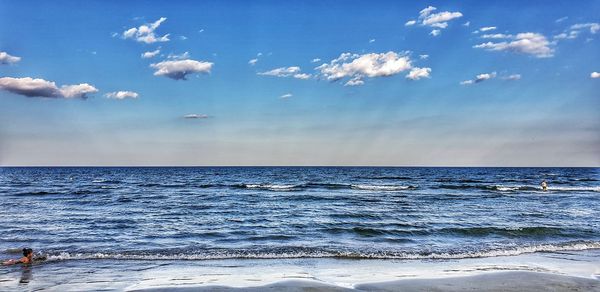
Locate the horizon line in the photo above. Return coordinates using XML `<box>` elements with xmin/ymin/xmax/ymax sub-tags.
<box><xmin>1</xmin><ymin>165</ymin><xmax>598</xmax><ymax>168</ymax></box>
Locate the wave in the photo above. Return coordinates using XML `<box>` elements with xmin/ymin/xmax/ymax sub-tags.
<box><xmin>42</xmin><ymin>241</ymin><xmax>600</xmax><ymax>262</ymax></box>
<box><xmin>11</xmin><ymin>190</ymin><xmax>63</xmax><ymax>196</ymax></box>
<box><xmin>437</xmin><ymin>184</ymin><xmax>599</xmax><ymax>192</ymax></box>
<box><xmin>351</xmin><ymin>184</ymin><xmax>416</xmax><ymax>191</ymax></box>
<box><xmin>232</xmin><ymin>183</ymin><xmax>416</xmax><ymax>192</ymax></box>
<box><xmin>440</xmin><ymin>226</ymin><xmax>575</xmax><ymax>237</ymax></box>
<box><xmin>358</xmin><ymin>176</ymin><xmax>412</xmax><ymax>180</ymax></box>
<box><xmin>234</xmin><ymin>184</ymin><xmax>300</xmax><ymax>191</ymax></box>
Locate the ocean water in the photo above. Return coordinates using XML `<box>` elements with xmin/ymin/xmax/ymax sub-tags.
<box><xmin>0</xmin><ymin>167</ymin><xmax>599</xmax><ymax>263</ymax></box>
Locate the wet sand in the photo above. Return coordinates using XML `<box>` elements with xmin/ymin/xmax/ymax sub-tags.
<box><xmin>135</xmin><ymin>272</ymin><xmax>600</xmax><ymax>291</ymax></box>
<box><xmin>2</xmin><ymin>249</ymin><xmax>599</xmax><ymax>291</ymax></box>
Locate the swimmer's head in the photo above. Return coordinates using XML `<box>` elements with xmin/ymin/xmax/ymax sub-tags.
<box><xmin>22</xmin><ymin>248</ymin><xmax>33</xmax><ymax>257</ymax></box>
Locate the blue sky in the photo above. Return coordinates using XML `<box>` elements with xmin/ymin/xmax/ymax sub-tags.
<box><xmin>0</xmin><ymin>0</ymin><xmax>598</xmax><ymax>166</ymax></box>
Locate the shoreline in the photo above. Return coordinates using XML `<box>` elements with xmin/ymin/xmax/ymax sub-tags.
<box><xmin>133</xmin><ymin>272</ymin><xmax>600</xmax><ymax>291</ymax></box>
<box><xmin>1</xmin><ymin>249</ymin><xmax>598</xmax><ymax>291</ymax></box>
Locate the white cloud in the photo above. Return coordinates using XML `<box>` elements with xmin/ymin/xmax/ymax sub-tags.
<box><xmin>553</xmin><ymin>22</ymin><xmax>599</xmax><ymax>42</ymax></box>
<box><xmin>502</xmin><ymin>74</ymin><xmax>521</xmax><ymax>80</ymax></box>
<box><xmin>293</xmin><ymin>73</ymin><xmax>311</xmax><ymax>80</ymax></box>
<box><xmin>591</xmin><ymin>72</ymin><xmax>600</xmax><ymax>78</ymax></box>
<box><xmin>183</xmin><ymin>114</ymin><xmax>209</xmax><ymax>119</ymax></box>
<box><xmin>407</xmin><ymin>6</ymin><xmax>462</xmax><ymax>35</ymax></box>
<box><xmin>311</xmin><ymin>58</ymin><xmax>321</xmax><ymax>63</ymax></box>
<box><xmin>554</xmin><ymin>31</ymin><xmax>579</xmax><ymax>40</ymax></box>
<box><xmin>480</xmin><ymin>26</ymin><xmax>497</xmax><ymax>32</ymax></box>
<box><xmin>481</xmin><ymin>33</ymin><xmax>513</xmax><ymax>39</ymax></box>
<box><xmin>0</xmin><ymin>52</ymin><xmax>21</xmax><ymax>64</ymax></box>
<box><xmin>105</xmin><ymin>91</ymin><xmax>139</xmax><ymax>99</ymax></box>
<box><xmin>345</xmin><ymin>77</ymin><xmax>364</xmax><ymax>86</ymax></box>
<box><xmin>0</xmin><ymin>77</ymin><xmax>98</xmax><ymax>98</ymax></box>
<box><xmin>248</xmin><ymin>58</ymin><xmax>258</xmax><ymax>66</ymax></box>
<box><xmin>571</xmin><ymin>23</ymin><xmax>600</xmax><ymax>34</ymax></box>
<box><xmin>460</xmin><ymin>72</ymin><xmax>497</xmax><ymax>85</ymax></box>
<box><xmin>463</xmin><ymin>21</ymin><xmax>470</xmax><ymax>27</ymax></box>
<box><xmin>150</xmin><ymin>59</ymin><xmax>213</xmax><ymax>80</ymax></box>
<box><xmin>167</xmin><ymin>51</ymin><xmax>190</xmax><ymax>60</ymax></box>
<box><xmin>419</xmin><ymin>54</ymin><xmax>429</xmax><ymax>59</ymax></box>
<box><xmin>316</xmin><ymin>51</ymin><xmax>429</xmax><ymax>86</ymax></box>
<box><xmin>141</xmin><ymin>49</ymin><xmax>160</xmax><ymax>59</ymax></box>
<box><xmin>280</xmin><ymin>93</ymin><xmax>293</xmax><ymax>99</ymax></box>
<box><xmin>258</xmin><ymin>66</ymin><xmax>301</xmax><ymax>77</ymax></box>
<box><xmin>474</xmin><ymin>32</ymin><xmax>554</xmax><ymax>58</ymax></box>
<box><xmin>419</xmin><ymin>6</ymin><xmax>437</xmax><ymax>18</ymax></box>
<box><xmin>406</xmin><ymin>67</ymin><xmax>431</xmax><ymax>80</ymax></box>
<box><xmin>122</xmin><ymin>17</ymin><xmax>170</xmax><ymax>44</ymax></box>
<box><xmin>555</xmin><ymin>16</ymin><xmax>568</xmax><ymax>23</ymax></box>
<box><xmin>369</xmin><ymin>39</ymin><xmax>376</xmax><ymax>43</ymax></box>
<box><xmin>179</xmin><ymin>35</ymin><xmax>188</xmax><ymax>40</ymax></box>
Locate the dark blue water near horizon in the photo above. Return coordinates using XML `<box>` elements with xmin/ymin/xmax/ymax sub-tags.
<box><xmin>0</xmin><ymin>167</ymin><xmax>599</xmax><ymax>262</ymax></box>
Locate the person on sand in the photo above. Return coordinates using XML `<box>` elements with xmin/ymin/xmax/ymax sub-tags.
<box><xmin>2</xmin><ymin>248</ymin><xmax>33</xmax><ymax>265</ymax></box>
<box><xmin>541</xmin><ymin>180</ymin><xmax>548</xmax><ymax>192</ymax></box>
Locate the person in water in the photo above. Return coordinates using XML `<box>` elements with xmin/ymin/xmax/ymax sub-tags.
<box><xmin>2</xmin><ymin>248</ymin><xmax>33</xmax><ymax>265</ymax></box>
<box><xmin>541</xmin><ymin>180</ymin><xmax>548</xmax><ymax>191</ymax></box>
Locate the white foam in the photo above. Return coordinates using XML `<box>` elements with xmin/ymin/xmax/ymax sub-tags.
<box><xmin>43</xmin><ymin>241</ymin><xmax>600</xmax><ymax>262</ymax></box>
<box><xmin>351</xmin><ymin>185</ymin><xmax>413</xmax><ymax>191</ymax></box>
<box><xmin>244</xmin><ymin>184</ymin><xmax>297</xmax><ymax>191</ymax></box>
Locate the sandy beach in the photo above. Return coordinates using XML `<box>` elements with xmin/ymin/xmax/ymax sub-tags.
<box><xmin>2</xmin><ymin>249</ymin><xmax>599</xmax><ymax>291</ymax></box>
<box><xmin>135</xmin><ymin>272</ymin><xmax>600</xmax><ymax>291</ymax></box>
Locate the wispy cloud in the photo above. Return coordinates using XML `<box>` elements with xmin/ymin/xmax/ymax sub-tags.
<box><xmin>474</xmin><ymin>32</ymin><xmax>554</xmax><ymax>58</ymax></box>
<box><xmin>571</xmin><ymin>23</ymin><xmax>600</xmax><ymax>34</ymax></box>
<box><xmin>502</xmin><ymin>74</ymin><xmax>521</xmax><ymax>80</ymax></box>
<box><xmin>150</xmin><ymin>59</ymin><xmax>213</xmax><ymax>80</ymax></box>
<box><xmin>554</xmin><ymin>22</ymin><xmax>599</xmax><ymax>42</ymax></box>
<box><xmin>248</xmin><ymin>58</ymin><xmax>258</xmax><ymax>66</ymax></box>
<box><xmin>293</xmin><ymin>73</ymin><xmax>311</xmax><ymax>80</ymax></box>
<box><xmin>105</xmin><ymin>91</ymin><xmax>139</xmax><ymax>99</ymax></box>
<box><xmin>315</xmin><ymin>51</ymin><xmax>431</xmax><ymax>86</ymax></box>
<box><xmin>0</xmin><ymin>77</ymin><xmax>98</xmax><ymax>98</ymax></box>
<box><xmin>141</xmin><ymin>49</ymin><xmax>160</xmax><ymax>59</ymax></box>
<box><xmin>479</xmin><ymin>26</ymin><xmax>497</xmax><ymax>32</ymax></box>
<box><xmin>183</xmin><ymin>114</ymin><xmax>209</xmax><ymax>119</ymax></box>
<box><xmin>555</xmin><ymin>16</ymin><xmax>568</xmax><ymax>23</ymax></box>
<box><xmin>311</xmin><ymin>58</ymin><xmax>321</xmax><ymax>63</ymax></box>
<box><xmin>0</xmin><ymin>51</ymin><xmax>21</xmax><ymax>64</ymax></box>
<box><xmin>460</xmin><ymin>72</ymin><xmax>497</xmax><ymax>85</ymax></box>
<box><xmin>406</xmin><ymin>67</ymin><xmax>432</xmax><ymax>80</ymax></box>
<box><xmin>167</xmin><ymin>51</ymin><xmax>190</xmax><ymax>60</ymax></box>
<box><xmin>123</xmin><ymin>17</ymin><xmax>170</xmax><ymax>44</ymax></box>
<box><xmin>258</xmin><ymin>66</ymin><xmax>301</xmax><ymax>77</ymax></box>
<box><xmin>280</xmin><ymin>93</ymin><xmax>293</xmax><ymax>99</ymax></box>
<box><xmin>405</xmin><ymin>6</ymin><xmax>462</xmax><ymax>36</ymax></box>
<box><xmin>481</xmin><ymin>33</ymin><xmax>513</xmax><ymax>39</ymax></box>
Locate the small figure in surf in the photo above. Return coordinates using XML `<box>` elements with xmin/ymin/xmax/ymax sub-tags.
<box><xmin>541</xmin><ymin>180</ymin><xmax>548</xmax><ymax>192</ymax></box>
<box><xmin>2</xmin><ymin>248</ymin><xmax>33</xmax><ymax>265</ymax></box>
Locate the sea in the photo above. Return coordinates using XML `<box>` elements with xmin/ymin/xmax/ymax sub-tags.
<box><xmin>0</xmin><ymin>167</ymin><xmax>599</xmax><ymax>289</ymax></box>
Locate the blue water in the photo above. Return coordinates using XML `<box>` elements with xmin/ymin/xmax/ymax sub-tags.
<box><xmin>0</xmin><ymin>167</ymin><xmax>599</xmax><ymax>262</ymax></box>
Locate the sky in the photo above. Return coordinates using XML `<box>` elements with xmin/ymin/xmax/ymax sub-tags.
<box><xmin>0</xmin><ymin>0</ymin><xmax>599</xmax><ymax>166</ymax></box>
